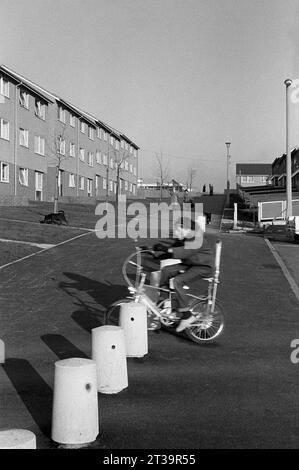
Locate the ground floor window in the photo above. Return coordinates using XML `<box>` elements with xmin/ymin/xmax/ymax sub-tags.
<box><xmin>0</xmin><ymin>162</ymin><xmax>9</xmax><ymax>182</ymax></box>
<box><xmin>35</xmin><ymin>171</ymin><xmax>43</xmax><ymax>201</ymax></box>
<box><xmin>19</xmin><ymin>167</ymin><xmax>28</xmax><ymax>186</ymax></box>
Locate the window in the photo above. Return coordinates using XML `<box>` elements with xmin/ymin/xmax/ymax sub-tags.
<box><xmin>115</xmin><ymin>140</ymin><xmax>120</xmax><ymax>150</ymax></box>
<box><xmin>0</xmin><ymin>119</ymin><xmax>9</xmax><ymax>140</ymax></box>
<box><xmin>19</xmin><ymin>90</ymin><xmax>29</xmax><ymax>109</ymax></box>
<box><xmin>58</xmin><ymin>137</ymin><xmax>65</xmax><ymax>155</ymax></box>
<box><xmin>103</xmin><ymin>178</ymin><xmax>107</xmax><ymax>190</ymax></box>
<box><xmin>96</xmin><ymin>150</ymin><xmax>102</xmax><ymax>164</ymax></box>
<box><xmin>125</xmin><ymin>142</ymin><xmax>129</xmax><ymax>151</ymax></box>
<box><xmin>34</xmin><ymin>136</ymin><xmax>45</xmax><ymax>156</ymax></box>
<box><xmin>0</xmin><ymin>77</ymin><xmax>9</xmax><ymax>97</ymax></box>
<box><xmin>130</xmin><ymin>163</ymin><xmax>133</xmax><ymax>173</ymax></box>
<box><xmin>110</xmin><ymin>180</ymin><xmax>113</xmax><ymax>191</ymax></box>
<box><xmin>70</xmin><ymin>113</ymin><xmax>76</xmax><ymax>127</ymax></box>
<box><xmin>79</xmin><ymin>148</ymin><xmax>85</xmax><ymax>161</ymax></box>
<box><xmin>103</xmin><ymin>131</ymin><xmax>107</xmax><ymax>141</ymax></box>
<box><xmin>0</xmin><ymin>162</ymin><xmax>9</xmax><ymax>182</ymax></box>
<box><xmin>88</xmin><ymin>152</ymin><xmax>94</xmax><ymax>166</ymax></box>
<box><xmin>133</xmin><ymin>166</ymin><xmax>136</xmax><ymax>176</ymax></box>
<box><xmin>69</xmin><ymin>173</ymin><xmax>76</xmax><ymax>187</ymax></box>
<box><xmin>130</xmin><ymin>146</ymin><xmax>133</xmax><ymax>154</ymax></box>
<box><xmin>97</xmin><ymin>127</ymin><xmax>102</xmax><ymax>139</ymax></box>
<box><xmin>134</xmin><ymin>149</ymin><xmax>137</xmax><ymax>158</ymax></box>
<box><xmin>58</xmin><ymin>106</ymin><xmax>66</xmax><ymax>123</ymax></box>
<box><xmin>125</xmin><ymin>180</ymin><xmax>128</xmax><ymax>191</ymax></box>
<box><xmin>129</xmin><ymin>182</ymin><xmax>133</xmax><ymax>192</ymax></box>
<box><xmin>87</xmin><ymin>178</ymin><xmax>93</xmax><ymax>196</ymax></box>
<box><xmin>110</xmin><ymin>158</ymin><xmax>114</xmax><ymax>169</ymax></box>
<box><xmin>70</xmin><ymin>142</ymin><xmax>76</xmax><ymax>157</ymax></box>
<box><xmin>35</xmin><ymin>100</ymin><xmax>46</xmax><ymax>120</ymax></box>
<box><xmin>132</xmin><ymin>184</ymin><xmax>136</xmax><ymax>195</ymax></box>
<box><xmin>121</xmin><ymin>140</ymin><xmax>124</xmax><ymax>149</ymax></box>
<box><xmin>125</xmin><ymin>161</ymin><xmax>129</xmax><ymax>171</ymax></box>
<box><xmin>110</xmin><ymin>135</ymin><xmax>114</xmax><ymax>146</ymax></box>
<box><xmin>95</xmin><ymin>175</ymin><xmax>100</xmax><ymax>190</ymax></box>
<box><xmin>103</xmin><ymin>154</ymin><xmax>108</xmax><ymax>165</ymax></box>
<box><xmin>88</xmin><ymin>127</ymin><xmax>95</xmax><ymax>140</ymax></box>
<box><xmin>35</xmin><ymin>171</ymin><xmax>43</xmax><ymax>190</ymax></box>
<box><xmin>19</xmin><ymin>168</ymin><xmax>28</xmax><ymax>186</ymax></box>
<box><xmin>19</xmin><ymin>128</ymin><xmax>29</xmax><ymax>148</ymax></box>
<box><xmin>80</xmin><ymin>121</ymin><xmax>85</xmax><ymax>133</ymax></box>
<box><xmin>79</xmin><ymin>176</ymin><xmax>84</xmax><ymax>190</ymax></box>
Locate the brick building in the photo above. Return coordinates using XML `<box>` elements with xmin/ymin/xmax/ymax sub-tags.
<box><xmin>0</xmin><ymin>65</ymin><xmax>139</xmax><ymax>204</ymax></box>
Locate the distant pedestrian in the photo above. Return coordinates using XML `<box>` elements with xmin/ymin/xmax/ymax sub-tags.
<box><xmin>202</xmin><ymin>184</ymin><xmax>206</xmax><ymax>193</ymax></box>
<box><xmin>209</xmin><ymin>184</ymin><xmax>214</xmax><ymax>195</ymax></box>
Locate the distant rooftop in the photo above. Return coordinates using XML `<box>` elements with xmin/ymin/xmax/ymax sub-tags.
<box><xmin>236</xmin><ymin>163</ymin><xmax>272</xmax><ymax>175</ymax></box>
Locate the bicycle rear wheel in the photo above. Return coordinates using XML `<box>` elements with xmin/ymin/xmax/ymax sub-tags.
<box><xmin>184</xmin><ymin>300</ymin><xmax>224</xmax><ymax>343</ymax></box>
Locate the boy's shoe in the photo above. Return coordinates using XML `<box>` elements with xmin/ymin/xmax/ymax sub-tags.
<box><xmin>176</xmin><ymin>314</ymin><xmax>197</xmax><ymax>332</ymax></box>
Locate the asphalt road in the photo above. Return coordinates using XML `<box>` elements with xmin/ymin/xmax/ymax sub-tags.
<box><xmin>0</xmin><ymin>229</ymin><xmax>299</xmax><ymax>449</ymax></box>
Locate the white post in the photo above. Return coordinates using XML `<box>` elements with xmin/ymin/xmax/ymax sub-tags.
<box><xmin>119</xmin><ymin>302</ymin><xmax>148</xmax><ymax>357</ymax></box>
<box><xmin>285</xmin><ymin>79</ymin><xmax>293</xmax><ymax>218</ymax></box>
<box><xmin>0</xmin><ymin>339</ymin><xmax>4</xmax><ymax>364</ymax></box>
<box><xmin>51</xmin><ymin>358</ymin><xmax>99</xmax><ymax>446</ymax></box>
<box><xmin>234</xmin><ymin>202</ymin><xmax>238</xmax><ymax>229</ymax></box>
<box><xmin>92</xmin><ymin>325</ymin><xmax>128</xmax><ymax>394</ymax></box>
<box><xmin>0</xmin><ymin>429</ymin><xmax>36</xmax><ymax>449</ymax></box>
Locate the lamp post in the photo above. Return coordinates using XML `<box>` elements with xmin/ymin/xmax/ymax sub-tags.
<box><xmin>284</xmin><ymin>79</ymin><xmax>293</xmax><ymax>218</ymax></box>
<box><xmin>225</xmin><ymin>142</ymin><xmax>231</xmax><ymax>206</ymax></box>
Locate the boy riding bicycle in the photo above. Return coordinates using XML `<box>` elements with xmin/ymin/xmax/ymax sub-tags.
<box><xmin>153</xmin><ymin>217</ymin><xmax>213</xmax><ymax>332</ymax></box>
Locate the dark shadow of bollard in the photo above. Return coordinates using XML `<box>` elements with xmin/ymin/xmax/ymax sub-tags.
<box><xmin>3</xmin><ymin>358</ymin><xmax>53</xmax><ymax>437</ymax></box>
<box><xmin>41</xmin><ymin>334</ymin><xmax>88</xmax><ymax>360</ymax></box>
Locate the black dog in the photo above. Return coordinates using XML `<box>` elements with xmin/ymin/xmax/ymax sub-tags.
<box><xmin>40</xmin><ymin>210</ymin><xmax>68</xmax><ymax>225</ymax></box>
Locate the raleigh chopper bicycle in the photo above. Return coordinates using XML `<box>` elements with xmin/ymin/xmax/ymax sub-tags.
<box><xmin>104</xmin><ymin>240</ymin><xmax>224</xmax><ymax>343</ymax></box>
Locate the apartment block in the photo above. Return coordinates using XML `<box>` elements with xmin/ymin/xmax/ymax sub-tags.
<box><xmin>0</xmin><ymin>65</ymin><xmax>139</xmax><ymax>204</ymax></box>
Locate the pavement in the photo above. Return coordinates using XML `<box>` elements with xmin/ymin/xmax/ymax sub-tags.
<box><xmin>1</xmin><ymin>225</ymin><xmax>299</xmax><ymax>449</ymax></box>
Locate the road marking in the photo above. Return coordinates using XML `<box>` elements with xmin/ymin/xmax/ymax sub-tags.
<box><xmin>0</xmin><ymin>231</ymin><xmax>93</xmax><ymax>271</ymax></box>
<box><xmin>0</xmin><ymin>238</ymin><xmax>54</xmax><ymax>249</ymax></box>
<box><xmin>265</xmin><ymin>238</ymin><xmax>299</xmax><ymax>301</ymax></box>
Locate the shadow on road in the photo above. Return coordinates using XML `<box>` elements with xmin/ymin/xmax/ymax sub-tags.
<box><xmin>41</xmin><ymin>334</ymin><xmax>89</xmax><ymax>360</ymax></box>
<box><xmin>59</xmin><ymin>272</ymin><xmax>128</xmax><ymax>333</ymax></box>
<box><xmin>3</xmin><ymin>358</ymin><xmax>53</xmax><ymax>438</ymax></box>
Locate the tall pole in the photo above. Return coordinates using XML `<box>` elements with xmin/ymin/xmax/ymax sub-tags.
<box><xmin>225</xmin><ymin>142</ymin><xmax>231</xmax><ymax>206</ymax></box>
<box><xmin>285</xmin><ymin>79</ymin><xmax>293</xmax><ymax>218</ymax></box>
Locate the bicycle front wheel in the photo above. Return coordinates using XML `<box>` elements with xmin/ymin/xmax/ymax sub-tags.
<box><xmin>184</xmin><ymin>300</ymin><xmax>224</xmax><ymax>343</ymax></box>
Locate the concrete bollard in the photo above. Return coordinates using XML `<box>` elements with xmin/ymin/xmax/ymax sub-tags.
<box><xmin>0</xmin><ymin>429</ymin><xmax>36</xmax><ymax>449</ymax></box>
<box><xmin>119</xmin><ymin>302</ymin><xmax>148</xmax><ymax>357</ymax></box>
<box><xmin>92</xmin><ymin>325</ymin><xmax>128</xmax><ymax>394</ymax></box>
<box><xmin>0</xmin><ymin>339</ymin><xmax>4</xmax><ymax>364</ymax></box>
<box><xmin>51</xmin><ymin>358</ymin><xmax>99</xmax><ymax>446</ymax></box>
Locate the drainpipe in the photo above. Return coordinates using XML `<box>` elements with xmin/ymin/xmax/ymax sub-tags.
<box><xmin>13</xmin><ymin>82</ymin><xmax>22</xmax><ymax>197</ymax></box>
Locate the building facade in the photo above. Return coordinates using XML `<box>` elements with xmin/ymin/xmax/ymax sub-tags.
<box><xmin>235</xmin><ymin>163</ymin><xmax>272</xmax><ymax>188</ymax></box>
<box><xmin>270</xmin><ymin>148</ymin><xmax>299</xmax><ymax>189</ymax></box>
<box><xmin>0</xmin><ymin>65</ymin><xmax>139</xmax><ymax>204</ymax></box>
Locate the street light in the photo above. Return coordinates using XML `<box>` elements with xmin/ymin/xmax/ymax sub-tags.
<box><xmin>284</xmin><ymin>79</ymin><xmax>293</xmax><ymax>218</ymax></box>
<box><xmin>225</xmin><ymin>142</ymin><xmax>231</xmax><ymax>206</ymax></box>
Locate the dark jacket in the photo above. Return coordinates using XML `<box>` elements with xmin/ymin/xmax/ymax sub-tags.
<box><xmin>169</xmin><ymin>237</ymin><xmax>213</xmax><ymax>268</ymax></box>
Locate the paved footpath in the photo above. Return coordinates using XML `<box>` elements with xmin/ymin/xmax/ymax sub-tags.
<box><xmin>1</xmin><ymin>231</ymin><xmax>299</xmax><ymax>449</ymax></box>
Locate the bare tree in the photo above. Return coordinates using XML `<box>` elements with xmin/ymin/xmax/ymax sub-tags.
<box><xmin>154</xmin><ymin>151</ymin><xmax>170</xmax><ymax>201</ymax></box>
<box><xmin>46</xmin><ymin>126</ymin><xmax>70</xmax><ymax>213</ymax></box>
<box><xmin>109</xmin><ymin>143</ymin><xmax>131</xmax><ymax>207</ymax></box>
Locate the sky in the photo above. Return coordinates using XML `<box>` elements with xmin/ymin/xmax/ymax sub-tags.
<box><xmin>1</xmin><ymin>0</ymin><xmax>299</xmax><ymax>191</ymax></box>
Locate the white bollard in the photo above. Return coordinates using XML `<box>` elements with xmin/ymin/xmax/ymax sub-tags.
<box><xmin>119</xmin><ymin>302</ymin><xmax>148</xmax><ymax>357</ymax></box>
<box><xmin>91</xmin><ymin>325</ymin><xmax>128</xmax><ymax>394</ymax></box>
<box><xmin>0</xmin><ymin>429</ymin><xmax>36</xmax><ymax>449</ymax></box>
<box><xmin>51</xmin><ymin>358</ymin><xmax>99</xmax><ymax>446</ymax></box>
<box><xmin>0</xmin><ymin>339</ymin><xmax>4</xmax><ymax>364</ymax></box>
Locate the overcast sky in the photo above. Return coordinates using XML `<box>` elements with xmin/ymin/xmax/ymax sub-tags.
<box><xmin>1</xmin><ymin>0</ymin><xmax>299</xmax><ymax>191</ymax></box>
